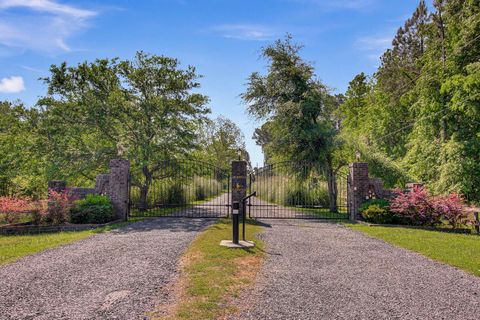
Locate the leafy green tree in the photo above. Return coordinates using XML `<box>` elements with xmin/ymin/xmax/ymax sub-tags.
<box><xmin>194</xmin><ymin>116</ymin><xmax>248</xmax><ymax>171</ymax></box>
<box><xmin>0</xmin><ymin>101</ymin><xmax>44</xmax><ymax>196</ymax></box>
<box><xmin>340</xmin><ymin>0</ymin><xmax>480</xmax><ymax>203</ymax></box>
<box><xmin>242</xmin><ymin>36</ymin><xmax>343</xmax><ymax>212</ymax></box>
<box><xmin>252</xmin><ymin>121</ymin><xmax>274</xmax><ymax>165</ymax></box>
<box><xmin>38</xmin><ymin>52</ymin><xmax>210</xmax><ymax>209</ymax></box>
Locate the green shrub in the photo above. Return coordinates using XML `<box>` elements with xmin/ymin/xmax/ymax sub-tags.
<box><xmin>361</xmin><ymin>205</ymin><xmax>390</xmax><ymax>224</ymax></box>
<box><xmin>71</xmin><ymin>194</ymin><xmax>115</xmax><ymax>224</ymax></box>
<box><xmin>167</xmin><ymin>183</ymin><xmax>186</xmax><ymax>205</ymax></box>
<box><xmin>360</xmin><ymin>198</ymin><xmax>390</xmax><ymax>212</ymax></box>
<box><xmin>195</xmin><ymin>185</ymin><xmax>206</xmax><ymax>201</ymax></box>
<box><xmin>360</xmin><ymin>199</ymin><xmax>396</xmax><ymax>224</ymax></box>
<box><xmin>285</xmin><ymin>186</ymin><xmax>307</xmax><ymax>205</ymax></box>
<box><xmin>310</xmin><ymin>187</ymin><xmax>330</xmax><ymax>207</ymax></box>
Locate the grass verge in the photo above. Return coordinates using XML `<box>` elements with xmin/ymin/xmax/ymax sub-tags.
<box><xmin>0</xmin><ymin>218</ymin><xmax>142</xmax><ymax>266</ymax></box>
<box><xmin>348</xmin><ymin>223</ymin><xmax>480</xmax><ymax>277</ymax></box>
<box><xmin>153</xmin><ymin>219</ymin><xmax>264</xmax><ymax>320</ymax></box>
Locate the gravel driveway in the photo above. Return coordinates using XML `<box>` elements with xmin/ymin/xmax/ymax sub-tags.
<box><xmin>0</xmin><ymin>218</ymin><xmax>215</xmax><ymax>320</ymax></box>
<box><xmin>233</xmin><ymin>220</ymin><xmax>480</xmax><ymax>320</ymax></box>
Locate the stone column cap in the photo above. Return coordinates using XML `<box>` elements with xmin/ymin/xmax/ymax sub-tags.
<box><xmin>109</xmin><ymin>158</ymin><xmax>130</xmax><ymax>167</ymax></box>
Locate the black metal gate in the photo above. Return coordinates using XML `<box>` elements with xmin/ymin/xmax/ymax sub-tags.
<box><xmin>129</xmin><ymin>160</ymin><xmax>230</xmax><ymax>218</ymax></box>
<box><xmin>247</xmin><ymin>162</ymin><xmax>349</xmax><ymax>219</ymax></box>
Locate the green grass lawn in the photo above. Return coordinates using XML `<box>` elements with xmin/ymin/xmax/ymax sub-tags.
<box><xmin>0</xmin><ymin>219</ymin><xmax>140</xmax><ymax>266</ymax></box>
<box><xmin>153</xmin><ymin>219</ymin><xmax>264</xmax><ymax>320</ymax></box>
<box><xmin>349</xmin><ymin>224</ymin><xmax>480</xmax><ymax>277</ymax></box>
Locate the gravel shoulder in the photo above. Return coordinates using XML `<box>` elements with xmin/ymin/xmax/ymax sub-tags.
<box><xmin>233</xmin><ymin>220</ymin><xmax>480</xmax><ymax>320</ymax></box>
<box><xmin>0</xmin><ymin>218</ymin><xmax>216</xmax><ymax>320</ymax></box>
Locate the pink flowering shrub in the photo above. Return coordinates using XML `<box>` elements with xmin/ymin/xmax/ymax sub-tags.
<box><xmin>0</xmin><ymin>197</ymin><xmax>31</xmax><ymax>224</ymax></box>
<box><xmin>432</xmin><ymin>193</ymin><xmax>468</xmax><ymax>229</ymax></box>
<box><xmin>46</xmin><ymin>189</ymin><xmax>76</xmax><ymax>225</ymax></box>
<box><xmin>389</xmin><ymin>186</ymin><xmax>441</xmax><ymax>226</ymax></box>
<box><xmin>0</xmin><ymin>197</ymin><xmax>46</xmax><ymax>225</ymax></box>
<box><xmin>30</xmin><ymin>200</ymin><xmax>47</xmax><ymax>225</ymax></box>
<box><xmin>389</xmin><ymin>186</ymin><xmax>469</xmax><ymax>228</ymax></box>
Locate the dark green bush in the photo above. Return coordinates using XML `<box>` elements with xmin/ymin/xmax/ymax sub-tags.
<box><xmin>195</xmin><ymin>185</ymin><xmax>206</xmax><ymax>201</ymax></box>
<box><xmin>284</xmin><ymin>185</ymin><xmax>330</xmax><ymax>207</ymax></box>
<box><xmin>285</xmin><ymin>187</ymin><xmax>307</xmax><ymax>206</ymax></box>
<box><xmin>167</xmin><ymin>183</ymin><xmax>185</xmax><ymax>205</ymax></box>
<box><xmin>71</xmin><ymin>194</ymin><xmax>115</xmax><ymax>224</ymax></box>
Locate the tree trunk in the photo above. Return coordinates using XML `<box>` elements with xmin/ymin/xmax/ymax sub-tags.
<box><xmin>436</xmin><ymin>4</ymin><xmax>448</xmax><ymax>142</ymax></box>
<box><xmin>440</xmin><ymin>116</ymin><xmax>448</xmax><ymax>142</ymax></box>
<box><xmin>138</xmin><ymin>165</ymin><xmax>152</xmax><ymax>211</ymax></box>
<box><xmin>326</xmin><ymin>164</ymin><xmax>338</xmax><ymax>213</ymax></box>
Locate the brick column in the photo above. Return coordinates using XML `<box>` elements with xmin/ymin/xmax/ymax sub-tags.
<box><xmin>348</xmin><ymin>162</ymin><xmax>370</xmax><ymax>220</ymax></box>
<box><xmin>108</xmin><ymin>159</ymin><xmax>130</xmax><ymax>221</ymax></box>
<box><xmin>231</xmin><ymin>160</ymin><xmax>247</xmax><ymax>212</ymax></box>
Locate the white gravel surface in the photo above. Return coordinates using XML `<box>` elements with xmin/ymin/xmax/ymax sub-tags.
<box><xmin>0</xmin><ymin>218</ymin><xmax>215</xmax><ymax>320</ymax></box>
<box><xmin>233</xmin><ymin>220</ymin><xmax>480</xmax><ymax>320</ymax></box>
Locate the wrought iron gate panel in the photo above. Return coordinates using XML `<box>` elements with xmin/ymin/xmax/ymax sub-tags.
<box><xmin>247</xmin><ymin>162</ymin><xmax>349</xmax><ymax>219</ymax></box>
<box><xmin>129</xmin><ymin>160</ymin><xmax>230</xmax><ymax>218</ymax></box>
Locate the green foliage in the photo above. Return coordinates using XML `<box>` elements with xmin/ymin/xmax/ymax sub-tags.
<box><xmin>2</xmin><ymin>52</ymin><xmax>246</xmax><ymax>207</ymax></box>
<box><xmin>243</xmin><ymin>35</ymin><xmax>344</xmax><ymax>211</ymax></box>
<box><xmin>71</xmin><ymin>194</ymin><xmax>115</xmax><ymax>224</ymax></box>
<box><xmin>361</xmin><ymin>205</ymin><xmax>392</xmax><ymax>224</ymax></box>
<box><xmin>253</xmin><ymin>175</ymin><xmax>332</xmax><ymax>208</ymax></box>
<box><xmin>193</xmin><ymin>116</ymin><xmax>248</xmax><ymax>171</ymax></box>
<box><xmin>339</xmin><ymin>1</ymin><xmax>480</xmax><ymax>203</ymax></box>
<box><xmin>360</xmin><ymin>199</ymin><xmax>396</xmax><ymax>224</ymax></box>
<box><xmin>37</xmin><ymin>51</ymin><xmax>210</xmax><ymax>206</ymax></box>
<box><xmin>166</xmin><ymin>183</ymin><xmax>186</xmax><ymax>205</ymax></box>
<box><xmin>360</xmin><ymin>198</ymin><xmax>390</xmax><ymax>212</ymax></box>
<box><xmin>0</xmin><ymin>102</ymin><xmax>45</xmax><ymax>198</ymax></box>
<box><xmin>129</xmin><ymin>176</ymin><xmax>223</xmax><ymax>211</ymax></box>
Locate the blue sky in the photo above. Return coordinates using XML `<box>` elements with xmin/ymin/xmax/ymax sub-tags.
<box><xmin>0</xmin><ymin>0</ymin><xmax>422</xmax><ymax>166</ymax></box>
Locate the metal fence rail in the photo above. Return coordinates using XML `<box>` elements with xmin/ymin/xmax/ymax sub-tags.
<box><xmin>129</xmin><ymin>160</ymin><xmax>230</xmax><ymax>218</ymax></box>
<box><xmin>247</xmin><ymin>162</ymin><xmax>349</xmax><ymax>219</ymax></box>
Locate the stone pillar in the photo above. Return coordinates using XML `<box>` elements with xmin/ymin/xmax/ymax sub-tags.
<box><xmin>348</xmin><ymin>162</ymin><xmax>370</xmax><ymax>220</ymax></box>
<box><xmin>48</xmin><ymin>180</ymin><xmax>66</xmax><ymax>193</ymax></box>
<box><xmin>95</xmin><ymin>174</ymin><xmax>110</xmax><ymax>195</ymax></box>
<box><xmin>108</xmin><ymin>159</ymin><xmax>130</xmax><ymax>221</ymax></box>
<box><xmin>231</xmin><ymin>160</ymin><xmax>247</xmax><ymax>213</ymax></box>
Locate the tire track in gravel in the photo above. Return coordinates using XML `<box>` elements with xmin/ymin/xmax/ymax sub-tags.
<box><xmin>0</xmin><ymin>218</ymin><xmax>216</xmax><ymax>320</ymax></box>
<box><xmin>231</xmin><ymin>220</ymin><xmax>480</xmax><ymax>320</ymax></box>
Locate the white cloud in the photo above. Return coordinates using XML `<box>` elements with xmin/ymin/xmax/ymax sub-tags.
<box><xmin>326</xmin><ymin>0</ymin><xmax>376</xmax><ymax>10</ymax></box>
<box><xmin>0</xmin><ymin>0</ymin><xmax>97</xmax><ymax>53</ymax></box>
<box><xmin>288</xmin><ymin>0</ymin><xmax>377</xmax><ymax>11</ymax></box>
<box><xmin>0</xmin><ymin>0</ymin><xmax>96</xmax><ymax>18</ymax></box>
<box><xmin>209</xmin><ymin>24</ymin><xmax>278</xmax><ymax>41</ymax></box>
<box><xmin>0</xmin><ymin>76</ymin><xmax>25</xmax><ymax>93</ymax></box>
<box><xmin>356</xmin><ymin>36</ymin><xmax>391</xmax><ymax>51</ymax></box>
<box><xmin>355</xmin><ymin>35</ymin><xmax>392</xmax><ymax>60</ymax></box>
